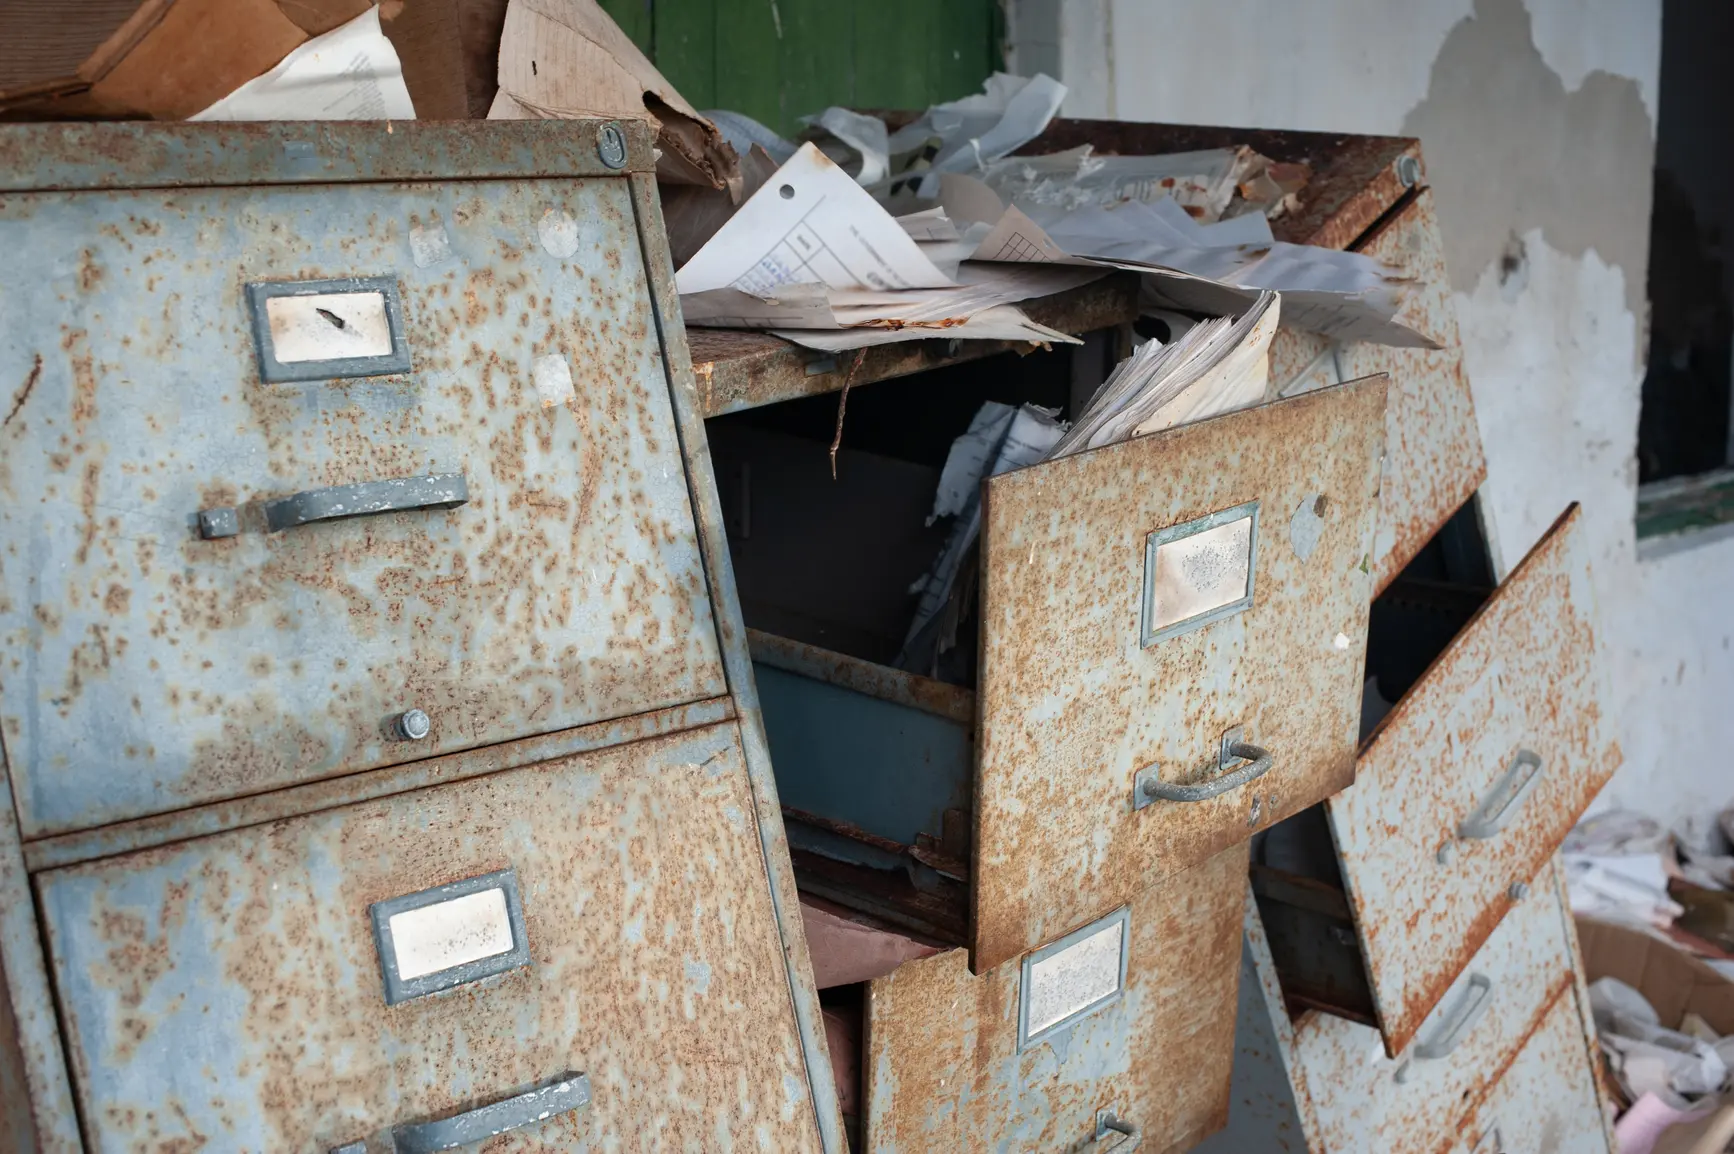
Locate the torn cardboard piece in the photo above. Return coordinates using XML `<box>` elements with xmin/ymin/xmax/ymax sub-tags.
<box><xmin>491</xmin><ymin>0</ymin><xmax>738</xmax><ymax>191</ymax></box>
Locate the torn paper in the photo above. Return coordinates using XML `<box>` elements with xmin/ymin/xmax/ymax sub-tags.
<box><xmin>494</xmin><ymin>0</ymin><xmax>737</xmax><ymax>191</ymax></box>
<box><xmin>193</xmin><ymin>7</ymin><xmax>414</xmax><ymax>120</ymax></box>
<box><xmin>676</xmin><ymin>143</ymin><xmax>954</xmax><ymax>296</ymax></box>
<box><xmin>770</xmin><ymin>307</ymin><xmax>1079</xmax><ymax>352</ymax></box>
<box><xmin>806</xmin><ymin>106</ymin><xmax>892</xmax><ymax>186</ymax></box>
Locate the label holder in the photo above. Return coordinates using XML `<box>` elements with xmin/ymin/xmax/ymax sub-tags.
<box><xmin>1141</xmin><ymin>500</ymin><xmax>1260</xmax><ymax>646</ymax></box>
<box><xmin>370</xmin><ymin>867</ymin><xmax>530</xmax><ymax>1006</ymax></box>
<box><xmin>246</xmin><ymin>275</ymin><xmax>412</xmax><ymax>382</ymax></box>
<box><xmin>1017</xmin><ymin>906</ymin><xmax>1131</xmax><ymax>1052</ymax></box>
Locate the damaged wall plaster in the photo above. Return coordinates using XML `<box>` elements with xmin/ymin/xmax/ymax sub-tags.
<box><xmin>1010</xmin><ymin>0</ymin><xmax>1734</xmax><ymax>830</ymax></box>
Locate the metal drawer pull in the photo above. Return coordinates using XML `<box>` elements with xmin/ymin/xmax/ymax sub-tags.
<box><xmin>1458</xmin><ymin>749</ymin><xmax>1544</xmax><ymax>840</ymax></box>
<box><xmin>1086</xmin><ymin>1109</ymin><xmax>1141</xmax><ymax>1149</ymax></box>
<box><xmin>393</xmin><ymin>1072</ymin><xmax>590</xmax><ymax>1153</ymax></box>
<box><xmin>1136</xmin><ymin>733</ymin><xmax>1273</xmax><ymax>806</ymax></box>
<box><xmin>1395</xmin><ymin>973</ymin><xmax>1493</xmax><ymax>1082</ymax></box>
<box><xmin>263</xmin><ymin>472</ymin><xmax>469</xmax><ymax>533</ymax></box>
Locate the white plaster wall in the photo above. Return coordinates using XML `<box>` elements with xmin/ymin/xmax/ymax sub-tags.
<box><xmin>1009</xmin><ymin>0</ymin><xmax>1731</xmax><ymax>828</ymax></box>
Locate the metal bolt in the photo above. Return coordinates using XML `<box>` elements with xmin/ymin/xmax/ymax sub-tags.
<box><xmin>597</xmin><ymin>123</ymin><xmax>628</xmax><ymax>170</ymax></box>
<box><xmin>1507</xmin><ymin>881</ymin><xmax>1529</xmax><ymax>902</ymax></box>
<box><xmin>392</xmin><ymin>708</ymin><xmax>432</xmax><ymax>741</ymax></box>
<box><xmin>1395</xmin><ymin>155</ymin><xmax>1422</xmax><ymax>188</ymax></box>
<box><xmin>1436</xmin><ymin>841</ymin><xmax>1457</xmax><ymax>866</ymax></box>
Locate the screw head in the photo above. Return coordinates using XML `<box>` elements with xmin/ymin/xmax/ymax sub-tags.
<box><xmin>394</xmin><ymin>708</ymin><xmax>431</xmax><ymax>741</ymax></box>
<box><xmin>1436</xmin><ymin>841</ymin><xmax>1457</xmax><ymax>866</ymax></box>
<box><xmin>1396</xmin><ymin>155</ymin><xmax>1422</xmax><ymax>187</ymax></box>
<box><xmin>597</xmin><ymin>124</ymin><xmax>628</xmax><ymax>170</ymax></box>
<box><xmin>1507</xmin><ymin>881</ymin><xmax>1530</xmax><ymax>902</ymax></box>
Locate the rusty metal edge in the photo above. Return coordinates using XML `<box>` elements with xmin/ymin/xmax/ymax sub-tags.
<box><xmin>692</xmin><ymin>272</ymin><xmax>1140</xmax><ymax>417</ymax></box>
<box><xmin>746</xmin><ymin>629</ymin><xmax>977</xmax><ymax>727</ymax></box>
<box><xmin>1549</xmin><ymin>857</ymin><xmax>1620</xmax><ymax>1153</ymax></box>
<box><xmin>22</xmin><ymin>697</ymin><xmax>736</xmax><ymax>873</ymax></box>
<box><xmin>0</xmin><ymin>119</ymin><xmax>656</xmax><ymax>193</ymax></box>
<box><xmin>1338</xmin><ymin>507</ymin><xmax>1591</xmax><ymax>1057</ymax></box>
<box><xmin>1241</xmin><ymin>888</ymin><xmax>1326</xmax><ymax>1154</ymax></box>
<box><xmin>626</xmin><ymin>171</ymin><xmax>846</xmax><ymax>1154</ymax></box>
<box><xmin>0</xmin><ymin>745</ymin><xmax>83</xmax><ymax>1150</ymax></box>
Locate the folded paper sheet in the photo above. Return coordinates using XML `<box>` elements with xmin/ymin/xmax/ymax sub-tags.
<box><xmin>194</xmin><ymin>7</ymin><xmax>414</xmax><ymax>121</ymax></box>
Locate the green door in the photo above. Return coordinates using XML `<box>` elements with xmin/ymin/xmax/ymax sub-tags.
<box><xmin>597</xmin><ymin>0</ymin><xmax>1002</xmax><ymax>136</ymax></box>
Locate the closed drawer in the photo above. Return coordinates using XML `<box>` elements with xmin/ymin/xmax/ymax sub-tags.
<box><xmin>36</xmin><ymin>723</ymin><xmax>818</xmax><ymax>1151</ymax></box>
<box><xmin>1452</xmin><ymin>989</ymin><xmax>1611</xmax><ymax>1154</ymax></box>
<box><xmin>1297</xmin><ymin>860</ymin><xmax>1579</xmax><ymax>1154</ymax></box>
<box><xmin>747</xmin><ymin>378</ymin><xmax>1386</xmax><ymax>973</ymax></box>
<box><xmin>1328</xmin><ymin>503</ymin><xmax>1619</xmax><ymax>1054</ymax></box>
<box><xmin>0</xmin><ymin>175</ymin><xmax>724</xmax><ymax>837</ymax></box>
<box><xmin>862</xmin><ymin>842</ymin><xmax>1246</xmax><ymax>1153</ymax></box>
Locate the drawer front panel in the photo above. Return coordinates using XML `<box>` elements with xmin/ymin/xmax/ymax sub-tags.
<box><xmin>1331</xmin><ymin>506</ymin><xmax>1619</xmax><ymax>1053</ymax></box>
<box><xmin>1299</xmin><ymin>862</ymin><xmax>1577</xmax><ymax>1154</ymax></box>
<box><xmin>1455</xmin><ymin>990</ymin><xmax>1610</xmax><ymax>1154</ymax></box>
<box><xmin>973</xmin><ymin>378</ymin><xmax>1386</xmax><ymax>972</ymax></box>
<box><xmin>864</xmin><ymin>843</ymin><xmax>1246</xmax><ymax>1153</ymax></box>
<box><xmin>0</xmin><ymin>176</ymin><xmax>724</xmax><ymax>837</ymax></box>
<box><xmin>37</xmin><ymin>723</ymin><xmax>817</xmax><ymax>1152</ymax></box>
<box><xmin>1336</xmin><ymin>189</ymin><xmax>1487</xmax><ymax>590</ymax></box>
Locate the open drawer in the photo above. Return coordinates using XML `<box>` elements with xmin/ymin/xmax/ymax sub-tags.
<box><xmin>1256</xmin><ymin>501</ymin><xmax>1619</xmax><ymax>1056</ymax></box>
<box><xmin>862</xmin><ymin>842</ymin><xmax>1247</xmax><ymax>1153</ymax></box>
<box><xmin>723</xmin><ymin>376</ymin><xmax>1386</xmax><ymax>972</ymax></box>
<box><xmin>1293</xmin><ymin>859</ymin><xmax>1584</xmax><ymax>1154</ymax></box>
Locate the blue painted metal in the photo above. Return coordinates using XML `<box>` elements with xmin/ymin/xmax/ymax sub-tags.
<box><xmin>754</xmin><ymin>662</ymin><xmax>973</xmax><ymax>850</ymax></box>
<box><xmin>37</xmin><ymin>722</ymin><xmax>822</xmax><ymax>1150</ymax></box>
<box><xmin>0</xmin><ymin>168</ymin><xmax>726</xmax><ymax>838</ymax></box>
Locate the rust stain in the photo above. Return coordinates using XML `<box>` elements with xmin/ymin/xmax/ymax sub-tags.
<box><xmin>2</xmin><ymin>353</ymin><xmax>40</xmax><ymax>428</ymax></box>
<box><xmin>970</xmin><ymin>377</ymin><xmax>1388</xmax><ymax>973</ymax></box>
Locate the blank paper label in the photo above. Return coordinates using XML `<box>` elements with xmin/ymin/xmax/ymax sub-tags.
<box><xmin>388</xmin><ymin>887</ymin><xmax>514</xmax><ymax>980</ymax></box>
<box><xmin>1148</xmin><ymin>514</ymin><xmax>1254</xmax><ymax>633</ymax></box>
<box><xmin>1024</xmin><ymin>917</ymin><xmax>1124</xmax><ymax>1038</ymax></box>
<box><xmin>265</xmin><ymin>291</ymin><xmax>394</xmax><ymax>363</ymax></box>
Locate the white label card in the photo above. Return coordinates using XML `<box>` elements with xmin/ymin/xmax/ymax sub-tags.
<box><xmin>1024</xmin><ymin>917</ymin><xmax>1125</xmax><ymax>1038</ymax></box>
<box><xmin>265</xmin><ymin>291</ymin><xmax>395</xmax><ymax>363</ymax></box>
<box><xmin>387</xmin><ymin>887</ymin><xmax>515</xmax><ymax>980</ymax></box>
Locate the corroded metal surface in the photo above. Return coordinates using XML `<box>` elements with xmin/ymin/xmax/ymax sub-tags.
<box><xmin>1336</xmin><ymin>188</ymin><xmax>1488</xmax><ymax>592</ymax></box>
<box><xmin>0</xmin><ymin>166</ymin><xmax>725</xmax><ymax>838</ymax></box>
<box><xmin>863</xmin><ymin>842</ymin><xmax>1246</xmax><ymax>1153</ymax></box>
<box><xmin>0</xmin><ymin>120</ymin><xmax>656</xmax><ymax>192</ymax></box>
<box><xmin>971</xmin><ymin>377</ymin><xmax>1387</xmax><ymax>973</ymax></box>
<box><xmin>23</xmin><ymin>696</ymin><xmax>735</xmax><ymax>873</ymax></box>
<box><xmin>1452</xmin><ymin>990</ymin><xmax>1610</xmax><ymax>1154</ymax></box>
<box><xmin>0</xmin><ymin>755</ymin><xmax>79</xmax><ymax>1150</ymax></box>
<box><xmin>688</xmin><ymin>273</ymin><xmax>1140</xmax><ymax>417</ymax></box>
<box><xmin>1296</xmin><ymin>861</ymin><xmax>1578</xmax><ymax>1154</ymax></box>
<box><xmin>1191</xmin><ymin>890</ymin><xmax>1325</xmax><ymax>1154</ymax></box>
<box><xmin>627</xmin><ymin>171</ymin><xmax>847</xmax><ymax>1152</ymax></box>
<box><xmin>748</xmin><ymin>629</ymin><xmax>976</xmax><ymax>726</ymax></box>
<box><xmin>38</xmin><ymin>723</ymin><xmax>821</xmax><ymax>1151</ymax></box>
<box><xmin>1331</xmin><ymin>505</ymin><xmax>1620</xmax><ymax>1055</ymax></box>
<box><xmin>1266</xmin><ymin>325</ymin><xmax>1339</xmax><ymax>402</ymax></box>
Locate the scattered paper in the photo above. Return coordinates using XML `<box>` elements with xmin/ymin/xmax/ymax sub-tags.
<box><xmin>898</xmin><ymin>404</ymin><xmax>1066</xmax><ymax>671</ymax></box>
<box><xmin>805</xmin><ymin>106</ymin><xmax>892</xmax><ymax>185</ymax></box>
<box><xmin>872</xmin><ymin>73</ymin><xmax>1066</xmax><ymax>196</ymax></box>
<box><xmin>980</xmin><ymin>145</ymin><xmax>1293</xmax><ymax>222</ymax></box>
<box><xmin>677</xmin><ymin>143</ymin><xmax>954</xmax><ymax>296</ymax></box>
<box><xmin>193</xmin><ymin>8</ymin><xmax>414</xmax><ymax>121</ymax></box>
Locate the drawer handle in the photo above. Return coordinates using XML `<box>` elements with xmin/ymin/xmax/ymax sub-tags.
<box><xmin>262</xmin><ymin>472</ymin><xmax>469</xmax><ymax>533</ymax></box>
<box><xmin>393</xmin><ymin>1072</ymin><xmax>590</xmax><ymax>1153</ymax></box>
<box><xmin>1457</xmin><ymin>749</ymin><xmax>1543</xmax><ymax>841</ymax></box>
<box><xmin>1136</xmin><ymin>736</ymin><xmax>1273</xmax><ymax>805</ymax></box>
<box><xmin>1395</xmin><ymin>973</ymin><xmax>1493</xmax><ymax>1082</ymax></box>
<box><xmin>1087</xmin><ymin>1109</ymin><xmax>1141</xmax><ymax>1149</ymax></box>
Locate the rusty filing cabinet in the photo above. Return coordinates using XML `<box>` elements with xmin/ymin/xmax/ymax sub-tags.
<box><xmin>733</xmin><ymin>377</ymin><xmax>1388</xmax><ymax>976</ymax></box>
<box><xmin>1197</xmin><ymin>866</ymin><xmax>1612</xmax><ymax>1154</ymax></box>
<box><xmin>0</xmin><ymin>121</ymin><xmax>842</xmax><ymax>1152</ymax></box>
<box><xmin>1253</xmin><ymin>501</ymin><xmax>1620</xmax><ymax>1060</ymax></box>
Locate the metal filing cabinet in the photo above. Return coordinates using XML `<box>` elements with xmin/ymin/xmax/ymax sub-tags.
<box><xmin>861</xmin><ymin>843</ymin><xmax>1248</xmax><ymax>1152</ymax></box>
<box><xmin>1254</xmin><ymin>500</ymin><xmax>1620</xmax><ymax>1057</ymax></box>
<box><xmin>736</xmin><ymin>377</ymin><xmax>1388</xmax><ymax>975</ymax></box>
<box><xmin>0</xmin><ymin>121</ymin><xmax>842</xmax><ymax>1152</ymax></box>
<box><xmin>1206</xmin><ymin>865</ymin><xmax>1613</xmax><ymax>1154</ymax></box>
